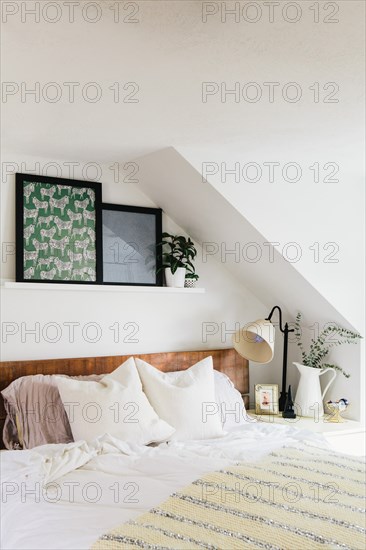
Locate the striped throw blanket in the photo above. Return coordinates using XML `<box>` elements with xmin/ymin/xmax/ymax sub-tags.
<box><xmin>92</xmin><ymin>443</ymin><xmax>366</xmax><ymax>550</ymax></box>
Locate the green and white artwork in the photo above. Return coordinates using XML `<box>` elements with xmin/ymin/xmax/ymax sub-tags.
<box><xmin>22</xmin><ymin>180</ymin><xmax>97</xmax><ymax>281</ymax></box>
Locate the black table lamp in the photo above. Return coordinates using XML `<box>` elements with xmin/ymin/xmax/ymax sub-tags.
<box><xmin>232</xmin><ymin>305</ymin><xmax>294</xmax><ymax>412</ymax></box>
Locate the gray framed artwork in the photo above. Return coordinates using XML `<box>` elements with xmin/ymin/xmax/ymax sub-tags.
<box><xmin>102</xmin><ymin>204</ymin><xmax>162</xmax><ymax>286</ymax></box>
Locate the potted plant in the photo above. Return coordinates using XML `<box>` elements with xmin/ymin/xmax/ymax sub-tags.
<box><xmin>157</xmin><ymin>233</ymin><xmax>198</xmax><ymax>288</ymax></box>
<box><xmin>293</xmin><ymin>312</ymin><xmax>361</xmax><ymax>417</ymax></box>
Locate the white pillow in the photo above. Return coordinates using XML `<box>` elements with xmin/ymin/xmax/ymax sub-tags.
<box><xmin>135</xmin><ymin>356</ymin><xmax>224</xmax><ymax>441</ymax></box>
<box><xmin>56</xmin><ymin>358</ymin><xmax>175</xmax><ymax>444</ymax></box>
<box><xmin>165</xmin><ymin>368</ymin><xmax>248</xmax><ymax>431</ymax></box>
<box><xmin>213</xmin><ymin>370</ymin><xmax>248</xmax><ymax>430</ymax></box>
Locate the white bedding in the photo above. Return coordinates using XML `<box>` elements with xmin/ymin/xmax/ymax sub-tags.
<box><xmin>1</xmin><ymin>423</ymin><xmax>325</xmax><ymax>550</ymax></box>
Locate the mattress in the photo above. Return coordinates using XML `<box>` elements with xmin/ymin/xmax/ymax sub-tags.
<box><xmin>0</xmin><ymin>423</ymin><xmax>331</xmax><ymax>550</ymax></box>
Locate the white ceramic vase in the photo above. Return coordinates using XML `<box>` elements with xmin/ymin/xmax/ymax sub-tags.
<box><xmin>165</xmin><ymin>267</ymin><xmax>186</xmax><ymax>288</ymax></box>
<box><xmin>293</xmin><ymin>362</ymin><xmax>337</xmax><ymax>418</ymax></box>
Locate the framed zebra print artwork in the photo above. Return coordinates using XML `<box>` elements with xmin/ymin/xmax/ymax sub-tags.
<box><xmin>15</xmin><ymin>173</ymin><xmax>103</xmax><ymax>284</ymax></box>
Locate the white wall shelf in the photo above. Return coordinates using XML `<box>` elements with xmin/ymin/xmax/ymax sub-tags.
<box><xmin>2</xmin><ymin>282</ymin><xmax>205</xmax><ymax>293</ymax></box>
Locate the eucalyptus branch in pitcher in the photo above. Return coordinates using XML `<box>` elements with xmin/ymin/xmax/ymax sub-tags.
<box><xmin>294</xmin><ymin>312</ymin><xmax>362</xmax><ymax>378</ymax></box>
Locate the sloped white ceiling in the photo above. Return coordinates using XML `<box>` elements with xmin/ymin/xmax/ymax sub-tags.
<box><xmin>131</xmin><ymin>146</ymin><xmax>363</xmax><ymax>420</ymax></box>
<box><xmin>133</xmin><ymin>147</ymin><xmax>357</xmax><ymax>330</ymax></box>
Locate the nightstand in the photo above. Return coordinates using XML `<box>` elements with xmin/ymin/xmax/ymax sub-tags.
<box><xmin>247</xmin><ymin>410</ymin><xmax>365</xmax><ymax>457</ymax></box>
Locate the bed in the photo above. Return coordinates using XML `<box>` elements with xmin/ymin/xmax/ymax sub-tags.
<box><xmin>0</xmin><ymin>349</ymin><xmax>365</xmax><ymax>550</ymax></box>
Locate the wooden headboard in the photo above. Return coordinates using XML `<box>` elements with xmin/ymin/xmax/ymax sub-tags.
<box><xmin>0</xmin><ymin>349</ymin><xmax>249</xmax><ymax>445</ymax></box>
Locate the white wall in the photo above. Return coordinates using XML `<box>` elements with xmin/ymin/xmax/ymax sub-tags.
<box><xmin>0</xmin><ymin>157</ymin><xmax>266</xmax><ymax>405</ymax></box>
<box><xmin>0</xmin><ymin>154</ymin><xmax>362</xmax><ymax>418</ymax></box>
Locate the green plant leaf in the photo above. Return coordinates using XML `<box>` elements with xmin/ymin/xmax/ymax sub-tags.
<box><xmin>294</xmin><ymin>311</ymin><xmax>360</xmax><ymax>377</ymax></box>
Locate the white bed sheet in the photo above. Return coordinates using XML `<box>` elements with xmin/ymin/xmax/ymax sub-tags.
<box><xmin>1</xmin><ymin>423</ymin><xmax>324</xmax><ymax>550</ymax></box>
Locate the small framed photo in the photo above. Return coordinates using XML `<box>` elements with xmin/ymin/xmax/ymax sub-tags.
<box><xmin>102</xmin><ymin>204</ymin><xmax>162</xmax><ymax>286</ymax></box>
<box><xmin>255</xmin><ymin>384</ymin><xmax>279</xmax><ymax>415</ymax></box>
<box><xmin>16</xmin><ymin>173</ymin><xmax>102</xmax><ymax>284</ymax></box>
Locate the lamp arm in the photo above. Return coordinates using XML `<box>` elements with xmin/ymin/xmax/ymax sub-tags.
<box><xmin>266</xmin><ymin>305</ymin><xmax>295</xmax><ymax>335</ymax></box>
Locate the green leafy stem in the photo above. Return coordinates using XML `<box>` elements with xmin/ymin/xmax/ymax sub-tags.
<box><xmin>294</xmin><ymin>312</ymin><xmax>362</xmax><ymax>378</ymax></box>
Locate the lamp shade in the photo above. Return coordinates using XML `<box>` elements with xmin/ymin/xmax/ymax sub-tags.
<box><xmin>232</xmin><ymin>319</ymin><xmax>275</xmax><ymax>364</ymax></box>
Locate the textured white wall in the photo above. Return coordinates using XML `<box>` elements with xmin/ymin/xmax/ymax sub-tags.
<box><xmin>0</xmin><ymin>158</ymin><xmax>266</xmax><ymax>407</ymax></box>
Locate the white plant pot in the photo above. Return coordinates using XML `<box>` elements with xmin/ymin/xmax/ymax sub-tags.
<box><xmin>293</xmin><ymin>362</ymin><xmax>337</xmax><ymax>418</ymax></box>
<box><xmin>165</xmin><ymin>267</ymin><xmax>186</xmax><ymax>288</ymax></box>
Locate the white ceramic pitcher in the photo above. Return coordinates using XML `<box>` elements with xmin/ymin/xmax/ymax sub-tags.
<box><xmin>293</xmin><ymin>362</ymin><xmax>337</xmax><ymax>418</ymax></box>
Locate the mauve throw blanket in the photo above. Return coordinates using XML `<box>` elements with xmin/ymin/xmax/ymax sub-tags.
<box><xmin>2</xmin><ymin>373</ymin><xmax>101</xmax><ymax>449</ymax></box>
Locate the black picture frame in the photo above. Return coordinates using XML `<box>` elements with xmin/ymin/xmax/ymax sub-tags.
<box><xmin>102</xmin><ymin>203</ymin><xmax>162</xmax><ymax>286</ymax></box>
<box><xmin>16</xmin><ymin>173</ymin><xmax>103</xmax><ymax>284</ymax></box>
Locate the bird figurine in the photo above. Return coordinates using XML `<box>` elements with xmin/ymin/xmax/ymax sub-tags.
<box><xmin>326</xmin><ymin>398</ymin><xmax>349</xmax><ymax>422</ymax></box>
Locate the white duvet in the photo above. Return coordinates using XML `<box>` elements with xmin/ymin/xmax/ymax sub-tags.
<box><xmin>1</xmin><ymin>423</ymin><xmax>325</xmax><ymax>550</ymax></box>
